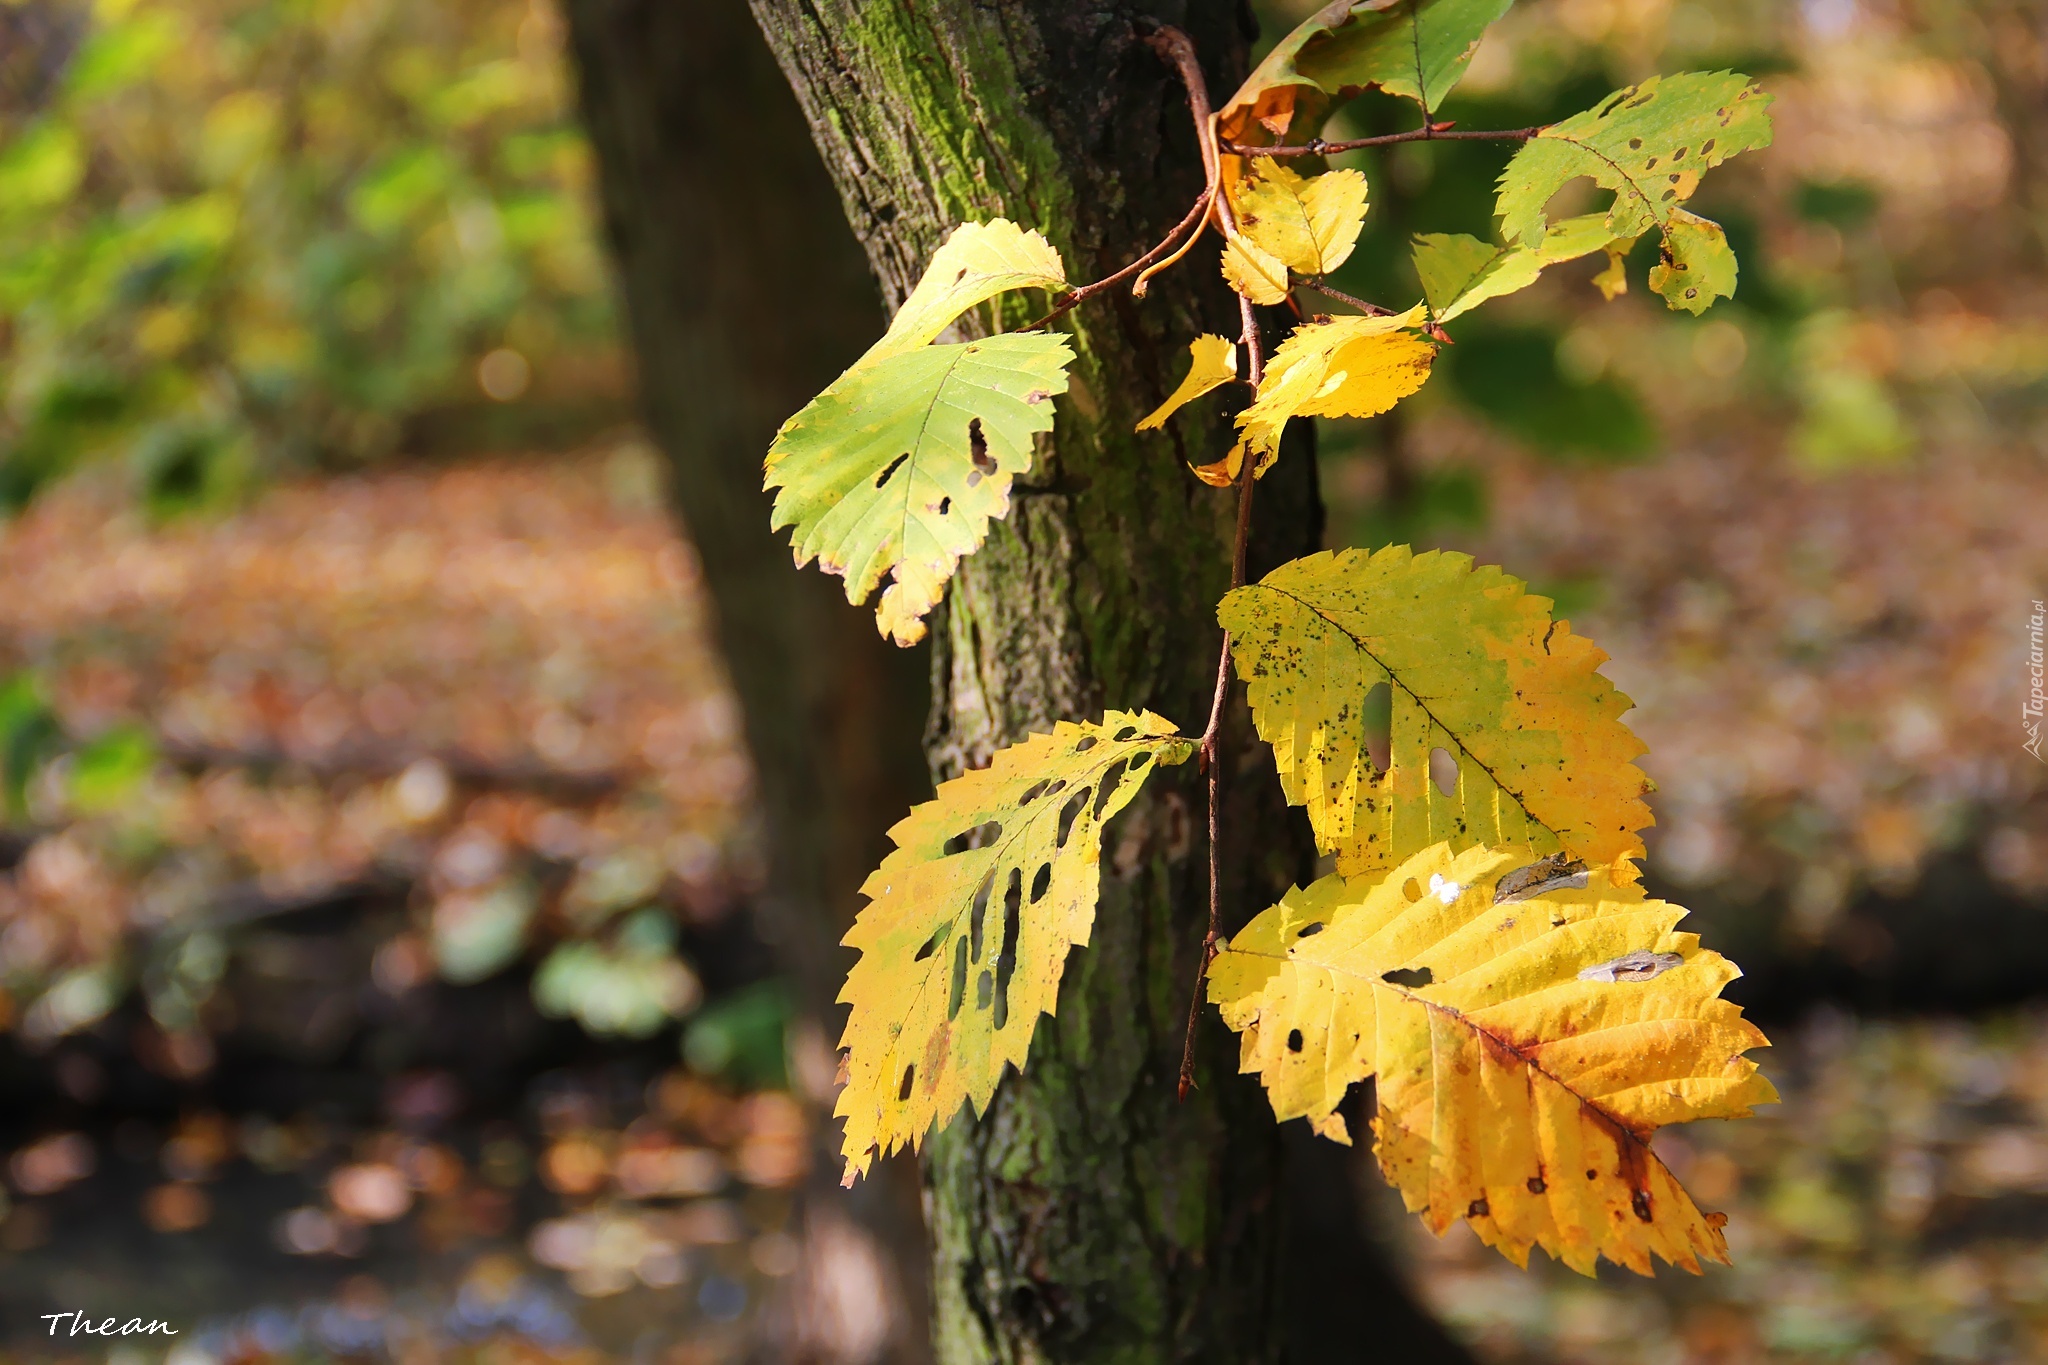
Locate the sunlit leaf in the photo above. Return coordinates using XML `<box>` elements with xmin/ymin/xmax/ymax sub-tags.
<box><xmin>1648</xmin><ymin>209</ymin><xmax>1738</xmax><ymax>314</ymax></box>
<box><xmin>766</xmin><ymin>333</ymin><xmax>1073</xmax><ymax>646</ymax></box>
<box><xmin>1218</xmin><ymin>546</ymin><xmax>1651</xmax><ymax>878</ymax></box>
<box><xmin>1138</xmin><ymin>334</ymin><xmax>1238</xmax><ymax>431</ymax></box>
<box><xmin>836</xmin><ymin>712</ymin><xmax>1195</xmax><ymax>1183</ymax></box>
<box><xmin>1210</xmin><ymin>842</ymin><xmax>1776</xmax><ymax>1275</ymax></box>
<box><xmin>1238</xmin><ymin>307</ymin><xmax>1436</xmax><ymax>461</ymax></box>
<box><xmin>1235</xmin><ymin>158</ymin><xmax>1370</xmax><ymax>277</ymax></box>
<box><xmin>861</xmin><ymin>219</ymin><xmax>1068</xmax><ymax>365</ymax></box>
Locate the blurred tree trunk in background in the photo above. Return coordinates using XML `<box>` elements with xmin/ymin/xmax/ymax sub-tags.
<box><xmin>561</xmin><ymin>1</ymin><xmax>935</xmax><ymax>1360</ymax></box>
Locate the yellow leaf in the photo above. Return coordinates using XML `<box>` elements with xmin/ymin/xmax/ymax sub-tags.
<box><xmin>1648</xmin><ymin>208</ymin><xmax>1738</xmax><ymax>314</ymax></box>
<box><xmin>1592</xmin><ymin>243</ymin><xmax>1631</xmax><ymax>300</ymax></box>
<box><xmin>1210</xmin><ymin>842</ymin><xmax>1776</xmax><ymax>1276</ymax></box>
<box><xmin>1138</xmin><ymin>334</ymin><xmax>1238</xmax><ymax>431</ymax></box>
<box><xmin>1218</xmin><ymin>546</ymin><xmax>1651</xmax><ymax>879</ymax></box>
<box><xmin>862</xmin><ymin>219</ymin><xmax>1068</xmax><ymax>365</ymax></box>
<box><xmin>1235</xmin><ymin>157</ymin><xmax>1369</xmax><ymax>277</ymax></box>
<box><xmin>1237</xmin><ymin>307</ymin><xmax>1435</xmax><ymax>459</ymax></box>
<box><xmin>835</xmin><ymin>712</ymin><xmax>1196</xmax><ymax>1182</ymax></box>
<box><xmin>1221</xmin><ymin>233</ymin><xmax>1291</xmax><ymax>305</ymax></box>
<box><xmin>1188</xmin><ymin>441</ymin><xmax>1275</xmax><ymax>488</ymax></box>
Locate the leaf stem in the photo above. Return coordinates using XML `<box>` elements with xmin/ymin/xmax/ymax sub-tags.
<box><xmin>1179</xmin><ymin>292</ymin><xmax>1265</xmax><ymax>1103</ymax></box>
<box><xmin>1223</xmin><ymin>124</ymin><xmax>1545</xmax><ymax>159</ymax></box>
<box><xmin>1297</xmin><ymin>277</ymin><xmax>1393</xmax><ymax>316</ymax></box>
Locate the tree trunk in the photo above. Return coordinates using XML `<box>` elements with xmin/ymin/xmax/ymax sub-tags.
<box><xmin>560</xmin><ymin>2</ymin><xmax>935</xmax><ymax>1359</ymax></box>
<box><xmin>739</xmin><ymin>5</ymin><xmax>1308</xmax><ymax>1360</ymax></box>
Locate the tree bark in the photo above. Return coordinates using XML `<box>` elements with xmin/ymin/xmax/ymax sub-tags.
<box><xmin>560</xmin><ymin>2</ymin><xmax>935</xmax><ymax>1359</ymax></box>
<box><xmin>740</xmin><ymin>5</ymin><xmax>1312</xmax><ymax>1360</ymax></box>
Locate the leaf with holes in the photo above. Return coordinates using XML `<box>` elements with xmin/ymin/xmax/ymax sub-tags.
<box><xmin>860</xmin><ymin>219</ymin><xmax>1069</xmax><ymax>365</ymax></box>
<box><xmin>835</xmin><ymin>711</ymin><xmax>1195</xmax><ymax>1183</ymax></box>
<box><xmin>1138</xmin><ymin>334</ymin><xmax>1238</xmax><ymax>431</ymax></box>
<box><xmin>1414</xmin><ymin>214</ymin><xmax>1629</xmax><ymax>323</ymax></box>
<box><xmin>1648</xmin><ymin>208</ymin><xmax>1737</xmax><ymax>314</ymax></box>
<box><xmin>1219</xmin><ymin>0</ymin><xmax>1516</xmax><ymax>147</ymax></box>
<box><xmin>766</xmin><ymin>220</ymin><xmax>1072</xmax><ymax>646</ymax></box>
<box><xmin>1238</xmin><ymin>306</ymin><xmax>1436</xmax><ymax>463</ymax></box>
<box><xmin>1218</xmin><ymin>546</ymin><xmax>1651</xmax><ymax>879</ymax></box>
<box><xmin>765</xmin><ymin>333</ymin><xmax>1072</xmax><ymax>647</ymax></box>
<box><xmin>1494</xmin><ymin>72</ymin><xmax>1770</xmax><ymax>314</ymax></box>
<box><xmin>1209</xmin><ymin>841</ymin><xmax>1775</xmax><ymax>1275</ymax></box>
<box><xmin>1234</xmin><ymin>158</ymin><xmax>1369</xmax><ymax>277</ymax></box>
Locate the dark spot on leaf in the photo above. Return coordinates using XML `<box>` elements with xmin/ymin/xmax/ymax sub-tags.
<box><xmin>1023</xmin><ymin>389</ymin><xmax>1052</xmax><ymax>405</ymax></box>
<box><xmin>1382</xmin><ymin>966</ymin><xmax>1433</xmax><ymax>988</ymax></box>
<box><xmin>1644</xmin><ymin>156</ymin><xmax>1659</xmax><ymax>169</ymax></box>
<box><xmin>874</xmin><ymin>453</ymin><xmax>909</xmax><ymax>488</ymax></box>
<box><xmin>1362</xmin><ymin>681</ymin><xmax>1391</xmax><ymax>772</ymax></box>
<box><xmin>1672</xmin><ymin>146</ymin><xmax>1688</xmax><ymax>160</ymax></box>
<box><xmin>943</xmin><ymin>821</ymin><xmax>1001</xmax><ymax>855</ymax></box>
<box><xmin>1586</xmin><ymin>1169</ymin><xmax>1598</xmax><ymax>1180</ymax></box>
<box><xmin>1030</xmin><ymin>863</ymin><xmax>1051</xmax><ymax>903</ymax></box>
<box><xmin>937</xmin><ymin>497</ymin><xmax>951</xmax><ymax>515</ymax></box>
<box><xmin>1092</xmin><ymin>758</ymin><xmax>1130</xmax><ymax>820</ymax></box>
<box><xmin>1296</xmin><ymin>922</ymin><xmax>1324</xmax><ymax>939</ymax></box>
<box><xmin>899</xmin><ymin>1065</ymin><xmax>916</xmax><ymax>1101</ymax></box>
<box><xmin>1494</xmin><ymin>854</ymin><xmax>1590</xmax><ymax>904</ymax></box>
<box><xmin>969</xmin><ymin>419</ymin><xmax>996</xmax><ymax>476</ymax></box>
<box><xmin>969</xmin><ymin>872</ymin><xmax>993</xmax><ymax>962</ymax></box>
<box><xmin>1019</xmin><ymin>779</ymin><xmax>1051</xmax><ymax>805</ymax></box>
<box><xmin>1056</xmin><ymin>787</ymin><xmax>1090</xmax><ymax>848</ymax></box>
<box><xmin>1527</xmin><ymin>1176</ymin><xmax>1546</xmax><ymax>1194</ymax></box>
<box><xmin>1112</xmin><ymin>726</ymin><xmax>1137</xmax><ymax>742</ymax></box>
<box><xmin>1402</xmin><ymin>878</ymin><xmax>1423</xmax><ymax>902</ymax></box>
<box><xmin>915</xmin><ymin>925</ymin><xmax>948</xmax><ymax>962</ymax></box>
<box><xmin>1286</xmin><ymin>1029</ymin><xmax>1303</xmax><ymax>1053</ymax></box>
<box><xmin>949</xmin><ymin>936</ymin><xmax>968</xmax><ymax>1019</ymax></box>
<box><xmin>1074</xmin><ymin>736</ymin><xmax>1097</xmax><ymax>752</ymax></box>
<box><xmin>1701</xmin><ymin>138</ymin><xmax>1716</xmax><ymax>155</ymax></box>
<box><xmin>993</xmin><ymin>869</ymin><xmax>1021</xmax><ymax>1029</ymax></box>
<box><xmin>1632</xmin><ymin>1189</ymin><xmax>1653</xmax><ymax>1222</ymax></box>
<box><xmin>1467</xmin><ymin>1198</ymin><xmax>1488</xmax><ymax>1219</ymax></box>
<box><xmin>976</xmin><ymin>969</ymin><xmax>992</xmax><ymax>1009</ymax></box>
<box><xmin>1628</xmin><ymin>137</ymin><xmax>1643</xmax><ymax>150</ymax></box>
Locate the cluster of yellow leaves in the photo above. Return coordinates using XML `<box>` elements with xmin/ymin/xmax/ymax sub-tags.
<box><xmin>764</xmin><ymin>221</ymin><xmax>1073</xmax><ymax>646</ymax></box>
<box><xmin>834</xmin><ymin>713</ymin><xmax>1194</xmax><ymax>1182</ymax></box>
<box><xmin>1220</xmin><ymin>157</ymin><xmax>1369</xmax><ymax>305</ymax></box>
<box><xmin>1210</xmin><ymin>842</ymin><xmax>1776</xmax><ymax>1275</ymax></box>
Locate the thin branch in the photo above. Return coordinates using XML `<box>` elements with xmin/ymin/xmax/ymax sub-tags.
<box><xmin>1296</xmin><ymin>277</ymin><xmax>1393</xmax><ymax>316</ymax></box>
<box><xmin>1024</xmin><ymin>186</ymin><xmax>1211</xmax><ymax>330</ymax></box>
<box><xmin>1179</xmin><ymin>291</ymin><xmax>1266</xmax><ymax>1103</ymax></box>
<box><xmin>1222</xmin><ymin>123</ymin><xmax>1545</xmax><ymax>159</ymax></box>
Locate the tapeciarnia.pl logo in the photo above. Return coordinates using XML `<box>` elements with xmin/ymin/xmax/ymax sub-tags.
<box><xmin>2027</xmin><ymin>598</ymin><xmax>2046</xmax><ymax>762</ymax></box>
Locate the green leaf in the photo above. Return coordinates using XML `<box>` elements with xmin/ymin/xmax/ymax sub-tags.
<box><xmin>1414</xmin><ymin>214</ymin><xmax>1629</xmax><ymax>322</ymax></box>
<box><xmin>1648</xmin><ymin>209</ymin><xmax>1738</xmax><ymax>313</ymax></box>
<box><xmin>1495</xmin><ymin>72</ymin><xmax>1773</xmax><ymax>247</ymax></box>
<box><xmin>1221</xmin><ymin>0</ymin><xmax>1515</xmax><ymax>145</ymax></box>
<box><xmin>835</xmin><ymin>712</ymin><xmax>1195</xmax><ymax>1183</ymax></box>
<box><xmin>765</xmin><ymin>332</ymin><xmax>1073</xmax><ymax>646</ymax></box>
<box><xmin>1217</xmin><ymin>547</ymin><xmax>1652</xmax><ymax>880</ymax></box>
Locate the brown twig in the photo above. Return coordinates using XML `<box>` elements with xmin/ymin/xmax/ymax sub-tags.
<box><xmin>1296</xmin><ymin>277</ymin><xmax>1393</xmax><ymax>316</ymax></box>
<box><xmin>1178</xmin><ymin>291</ymin><xmax>1266</xmax><ymax>1103</ymax></box>
<box><xmin>1024</xmin><ymin>27</ymin><xmax>1222</xmax><ymax>332</ymax></box>
<box><xmin>1222</xmin><ymin>123</ymin><xmax>1545</xmax><ymax>158</ymax></box>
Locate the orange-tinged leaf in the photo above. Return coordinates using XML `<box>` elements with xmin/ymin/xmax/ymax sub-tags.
<box><xmin>1210</xmin><ymin>842</ymin><xmax>1776</xmax><ymax>1276</ymax></box>
<box><xmin>835</xmin><ymin>712</ymin><xmax>1195</xmax><ymax>1183</ymax></box>
<box><xmin>1218</xmin><ymin>546</ymin><xmax>1651</xmax><ymax>879</ymax></box>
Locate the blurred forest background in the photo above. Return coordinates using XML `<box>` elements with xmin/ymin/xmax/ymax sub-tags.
<box><xmin>0</xmin><ymin>0</ymin><xmax>2044</xmax><ymax>1361</ymax></box>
